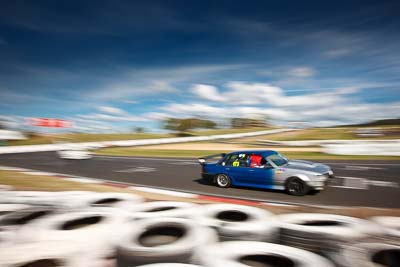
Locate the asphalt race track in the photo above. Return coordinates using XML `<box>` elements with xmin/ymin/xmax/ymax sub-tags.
<box><xmin>0</xmin><ymin>152</ymin><xmax>399</xmax><ymax>208</ymax></box>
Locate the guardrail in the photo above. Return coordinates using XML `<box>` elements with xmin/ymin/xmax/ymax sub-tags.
<box><xmin>257</xmin><ymin>139</ymin><xmax>400</xmax><ymax>156</ymax></box>
<box><xmin>322</xmin><ymin>141</ymin><xmax>400</xmax><ymax>156</ymax></box>
<box><xmin>0</xmin><ymin>128</ymin><xmax>296</xmax><ymax>154</ymax></box>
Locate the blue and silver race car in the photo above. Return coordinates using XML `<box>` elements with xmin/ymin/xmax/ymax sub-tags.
<box><xmin>198</xmin><ymin>150</ymin><xmax>333</xmax><ymax>196</ymax></box>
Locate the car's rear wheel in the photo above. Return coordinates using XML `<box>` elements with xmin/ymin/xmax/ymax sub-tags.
<box><xmin>285</xmin><ymin>177</ymin><xmax>310</xmax><ymax>196</ymax></box>
<box><xmin>216</xmin><ymin>174</ymin><xmax>231</xmax><ymax>188</ymax></box>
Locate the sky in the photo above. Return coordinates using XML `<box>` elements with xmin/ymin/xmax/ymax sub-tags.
<box><xmin>0</xmin><ymin>0</ymin><xmax>399</xmax><ymax>132</ymax></box>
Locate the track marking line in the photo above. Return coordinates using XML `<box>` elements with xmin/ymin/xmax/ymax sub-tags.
<box><xmin>262</xmin><ymin>202</ymin><xmax>297</xmax><ymax>207</ymax></box>
<box><xmin>197</xmin><ymin>195</ymin><xmax>262</xmax><ymax>206</ymax></box>
<box><xmin>343</xmin><ymin>165</ymin><xmax>384</xmax><ymax>171</ymax></box>
<box><xmin>114</xmin><ymin>167</ymin><xmax>156</xmax><ymax>173</ymax></box>
<box><xmin>94</xmin><ymin>155</ymin><xmax>197</xmax><ymax>162</ymax></box>
<box><xmin>129</xmin><ymin>186</ymin><xmax>198</xmax><ymax>198</ymax></box>
<box><xmin>330</xmin><ymin>185</ymin><xmax>367</xmax><ymax>190</ymax></box>
<box><xmin>21</xmin><ymin>171</ymin><xmax>60</xmax><ymax>176</ymax></box>
<box><xmin>0</xmin><ymin>166</ymin><xmax>27</xmax><ymax>171</ymax></box>
<box><xmin>368</xmin><ymin>180</ymin><xmax>399</xmax><ymax>188</ymax></box>
<box><xmin>168</xmin><ymin>162</ymin><xmax>198</xmax><ymax>165</ymax></box>
<box><xmin>62</xmin><ymin>177</ymin><xmax>102</xmax><ymax>184</ymax></box>
<box><xmin>333</xmin><ymin>176</ymin><xmax>399</xmax><ymax>189</ymax></box>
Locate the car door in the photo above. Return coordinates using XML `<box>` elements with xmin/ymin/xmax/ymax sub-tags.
<box><xmin>223</xmin><ymin>153</ymin><xmax>249</xmax><ymax>183</ymax></box>
<box><xmin>245</xmin><ymin>164</ymin><xmax>274</xmax><ymax>185</ymax></box>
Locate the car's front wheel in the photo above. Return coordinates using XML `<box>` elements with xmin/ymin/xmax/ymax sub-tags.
<box><xmin>215</xmin><ymin>174</ymin><xmax>231</xmax><ymax>188</ymax></box>
<box><xmin>285</xmin><ymin>177</ymin><xmax>310</xmax><ymax>196</ymax></box>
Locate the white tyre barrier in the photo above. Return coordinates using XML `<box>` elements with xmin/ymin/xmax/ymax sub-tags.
<box><xmin>0</xmin><ymin>204</ymin><xmax>30</xmax><ymax>246</ymax></box>
<box><xmin>0</xmin><ymin>206</ymin><xmax>58</xmax><ymax>231</ymax></box>
<box><xmin>127</xmin><ymin>201</ymin><xmax>199</xmax><ymax>220</ymax></box>
<box><xmin>192</xmin><ymin>203</ymin><xmax>278</xmax><ymax>241</ymax></box>
<box><xmin>53</xmin><ymin>191</ymin><xmax>99</xmax><ymax>209</ymax></box>
<box><xmin>18</xmin><ymin>208</ymin><xmax>129</xmax><ymax>258</ymax></box>
<box><xmin>0</xmin><ymin>203</ymin><xmax>30</xmax><ymax>216</ymax></box>
<box><xmin>277</xmin><ymin>213</ymin><xmax>384</xmax><ymax>253</ymax></box>
<box><xmin>0</xmin><ymin>229</ymin><xmax>15</xmax><ymax>248</ymax></box>
<box><xmin>65</xmin><ymin>192</ymin><xmax>144</xmax><ymax>209</ymax></box>
<box><xmin>116</xmin><ymin>217</ymin><xmax>218</xmax><ymax>266</ymax></box>
<box><xmin>0</xmin><ymin>240</ymin><xmax>86</xmax><ymax>267</ymax></box>
<box><xmin>0</xmin><ymin>191</ymin><xmax>60</xmax><ymax>206</ymax></box>
<box><xmin>370</xmin><ymin>216</ymin><xmax>400</xmax><ymax>241</ymax></box>
<box><xmin>137</xmin><ymin>264</ymin><xmax>204</xmax><ymax>267</ymax></box>
<box><xmin>196</xmin><ymin>241</ymin><xmax>335</xmax><ymax>267</ymax></box>
<box><xmin>341</xmin><ymin>243</ymin><xmax>400</xmax><ymax>267</ymax></box>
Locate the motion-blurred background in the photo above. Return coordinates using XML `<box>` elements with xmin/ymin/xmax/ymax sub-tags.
<box><xmin>0</xmin><ymin>0</ymin><xmax>399</xmax><ymax>157</ymax></box>
<box><xmin>0</xmin><ymin>1</ymin><xmax>399</xmax><ymax>267</ymax></box>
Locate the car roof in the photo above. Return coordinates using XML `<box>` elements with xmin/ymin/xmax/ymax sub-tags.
<box><xmin>228</xmin><ymin>150</ymin><xmax>278</xmax><ymax>157</ymax></box>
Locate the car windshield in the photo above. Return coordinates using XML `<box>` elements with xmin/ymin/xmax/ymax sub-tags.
<box><xmin>267</xmin><ymin>153</ymin><xmax>288</xmax><ymax>166</ymax></box>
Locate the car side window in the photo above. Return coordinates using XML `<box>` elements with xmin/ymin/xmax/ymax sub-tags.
<box><xmin>224</xmin><ymin>154</ymin><xmax>238</xmax><ymax>166</ymax></box>
<box><xmin>224</xmin><ymin>154</ymin><xmax>249</xmax><ymax>167</ymax></box>
<box><xmin>263</xmin><ymin>158</ymin><xmax>273</xmax><ymax>168</ymax></box>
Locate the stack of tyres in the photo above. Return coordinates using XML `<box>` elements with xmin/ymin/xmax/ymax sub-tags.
<box><xmin>126</xmin><ymin>201</ymin><xmax>199</xmax><ymax>220</ymax></box>
<box><xmin>17</xmin><ymin>208</ymin><xmax>129</xmax><ymax>264</ymax></box>
<box><xmin>52</xmin><ymin>190</ymin><xmax>98</xmax><ymax>208</ymax></box>
<box><xmin>116</xmin><ymin>217</ymin><xmax>218</xmax><ymax>266</ymax></box>
<box><xmin>369</xmin><ymin>216</ymin><xmax>400</xmax><ymax>244</ymax></box>
<box><xmin>0</xmin><ymin>191</ymin><xmax>58</xmax><ymax>206</ymax></box>
<box><xmin>0</xmin><ymin>203</ymin><xmax>31</xmax><ymax>246</ymax></box>
<box><xmin>196</xmin><ymin>241</ymin><xmax>335</xmax><ymax>267</ymax></box>
<box><xmin>64</xmin><ymin>192</ymin><xmax>144</xmax><ymax>209</ymax></box>
<box><xmin>277</xmin><ymin>213</ymin><xmax>384</xmax><ymax>254</ymax></box>
<box><xmin>339</xmin><ymin>243</ymin><xmax>400</xmax><ymax>267</ymax></box>
<box><xmin>0</xmin><ymin>203</ymin><xmax>30</xmax><ymax>217</ymax></box>
<box><xmin>0</xmin><ymin>240</ymin><xmax>89</xmax><ymax>267</ymax></box>
<box><xmin>192</xmin><ymin>203</ymin><xmax>278</xmax><ymax>242</ymax></box>
<box><xmin>136</xmin><ymin>264</ymin><xmax>205</xmax><ymax>267</ymax></box>
<box><xmin>0</xmin><ymin>206</ymin><xmax>59</xmax><ymax>229</ymax></box>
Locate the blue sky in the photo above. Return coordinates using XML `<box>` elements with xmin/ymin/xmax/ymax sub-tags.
<box><xmin>0</xmin><ymin>0</ymin><xmax>399</xmax><ymax>132</ymax></box>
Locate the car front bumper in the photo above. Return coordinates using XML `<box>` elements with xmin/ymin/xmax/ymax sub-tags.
<box><xmin>307</xmin><ymin>175</ymin><xmax>330</xmax><ymax>190</ymax></box>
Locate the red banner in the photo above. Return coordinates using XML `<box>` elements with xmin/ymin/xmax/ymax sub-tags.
<box><xmin>28</xmin><ymin>118</ymin><xmax>73</xmax><ymax>128</ymax></box>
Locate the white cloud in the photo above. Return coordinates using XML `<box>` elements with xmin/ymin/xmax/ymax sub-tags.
<box><xmin>288</xmin><ymin>67</ymin><xmax>315</xmax><ymax>77</ymax></box>
<box><xmin>86</xmin><ymin>64</ymin><xmax>244</xmax><ymax>101</ymax></box>
<box><xmin>97</xmin><ymin>106</ymin><xmax>128</xmax><ymax>116</ymax></box>
<box><xmin>257</xmin><ymin>66</ymin><xmax>316</xmax><ymax>79</ymax></box>
<box><xmin>162</xmin><ymin>103</ymin><xmax>227</xmax><ymax>118</ymax></box>
<box><xmin>324</xmin><ymin>48</ymin><xmax>352</xmax><ymax>58</ymax></box>
<box><xmin>160</xmin><ymin>102</ymin><xmax>293</xmax><ymax>121</ymax></box>
<box><xmin>79</xmin><ymin>113</ymin><xmax>148</xmax><ymax>122</ymax></box>
<box><xmin>79</xmin><ymin>107</ymin><xmax>148</xmax><ymax>123</ymax></box>
<box><xmin>122</xmin><ymin>99</ymin><xmax>138</xmax><ymax>104</ymax></box>
<box><xmin>143</xmin><ymin>112</ymin><xmax>170</xmax><ymax>120</ymax></box>
<box><xmin>186</xmin><ymin>81</ymin><xmax>400</xmax><ymax>126</ymax></box>
<box><xmin>192</xmin><ymin>84</ymin><xmax>224</xmax><ymax>102</ymax></box>
<box><xmin>192</xmin><ymin>81</ymin><xmax>349</xmax><ymax>108</ymax></box>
